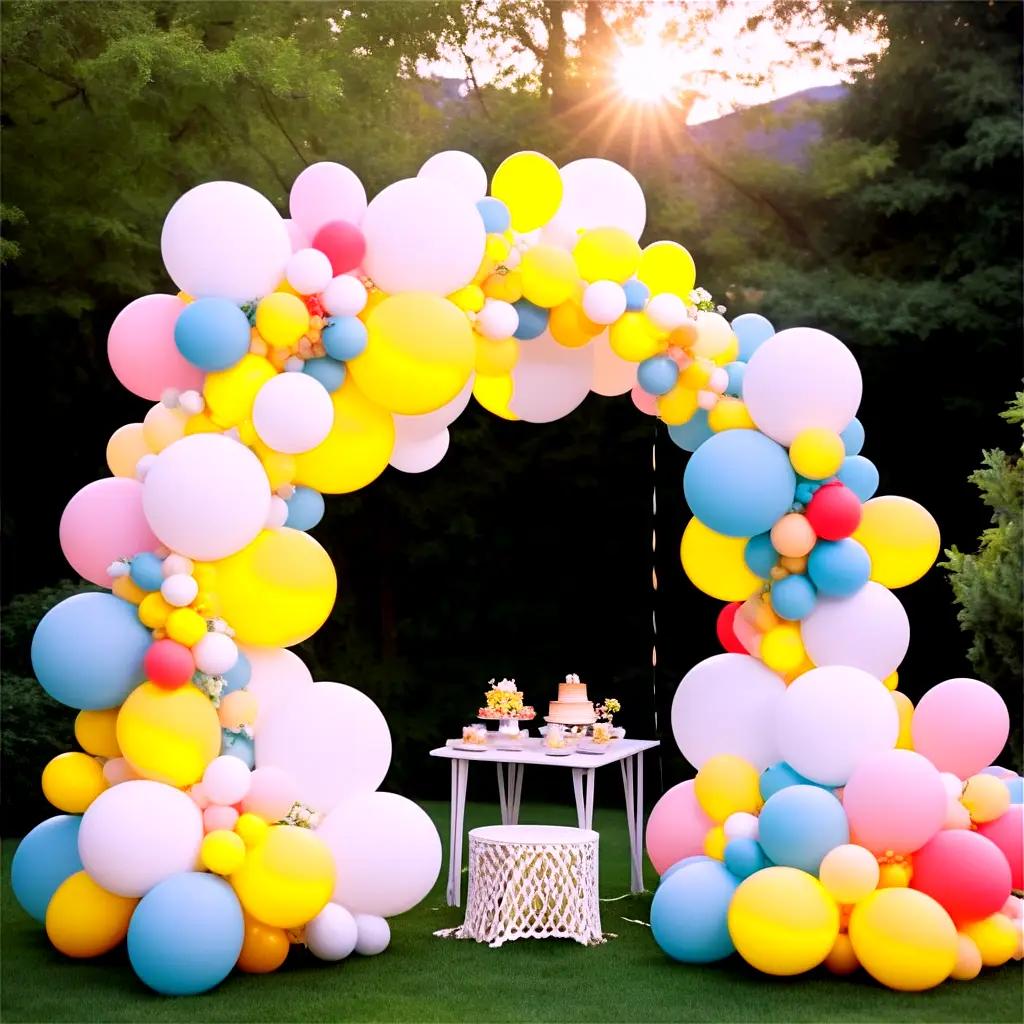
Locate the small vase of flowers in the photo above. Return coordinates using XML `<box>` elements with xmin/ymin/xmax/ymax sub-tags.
<box><xmin>595</xmin><ymin>697</ymin><xmax>624</xmax><ymax>739</ymax></box>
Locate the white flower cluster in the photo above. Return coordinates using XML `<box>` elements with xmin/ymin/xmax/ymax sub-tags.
<box><xmin>488</xmin><ymin>677</ymin><xmax>518</xmax><ymax>692</ymax></box>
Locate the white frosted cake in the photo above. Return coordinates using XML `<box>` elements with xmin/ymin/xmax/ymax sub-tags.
<box><xmin>545</xmin><ymin>673</ymin><xmax>597</xmax><ymax>725</ymax></box>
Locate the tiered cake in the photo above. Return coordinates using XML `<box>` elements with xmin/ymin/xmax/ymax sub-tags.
<box><xmin>545</xmin><ymin>673</ymin><xmax>597</xmax><ymax>725</ymax></box>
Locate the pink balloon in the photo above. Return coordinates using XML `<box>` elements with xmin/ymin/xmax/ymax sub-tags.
<box><xmin>508</xmin><ymin>332</ymin><xmax>594</xmax><ymax>424</ymax></box>
<box><xmin>645</xmin><ymin>779</ymin><xmax>714</xmax><ymax>874</ymax></box>
<box><xmin>59</xmin><ymin>478</ymin><xmax>161</xmax><ymax>586</ymax></box>
<box><xmin>241</xmin><ymin>645</ymin><xmax>314</xmax><ymax>732</ymax></box>
<box><xmin>289</xmin><ymin>162</ymin><xmax>367</xmax><ymax>239</ymax></box>
<box><xmin>978</xmin><ymin>805</ymin><xmax>1023</xmax><ymax>890</ymax></box>
<box><xmin>242</xmin><ymin>766</ymin><xmax>298</xmax><ymax>822</ymax></box>
<box><xmin>392</xmin><ymin>376</ymin><xmax>473</xmax><ymax>442</ymax></box>
<box><xmin>630</xmin><ymin>382</ymin><xmax>658</xmax><ymax>416</ymax></box>
<box><xmin>107</xmin><ymin>294</ymin><xmax>204</xmax><ymax>400</ymax></box>
<box><xmin>203</xmin><ymin>804</ymin><xmax>240</xmax><ymax>833</ymax></box>
<box><xmin>284</xmin><ymin>218</ymin><xmax>310</xmax><ymax>253</ymax></box>
<box><xmin>911</xmin><ymin>678</ymin><xmax>1010</xmax><ymax>778</ymax></box>
<box><xmin>389</xmin><ymin>427</ymin><xmax>449</xmax><ymax>474</ymax></box>
<box><xmin>843</xmin><ymin>749</ymin><xmax>947</xmax><ymax>855</ymax></box>
<box><xmin>591</xmin><ymin>332</ymin><xmax>636</xmax><ymax>397</ymax></box>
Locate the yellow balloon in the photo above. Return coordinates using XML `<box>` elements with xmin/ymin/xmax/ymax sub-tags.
<box><xmin>237</xmin><ymin>914</ymin><xmax>290</xmax><ymax>973</ymax></box>
<box><xmin>691</xmin><ymin>312</ymin><xmax>735</xmax><ymax>361</ymax></box>
<box><xmin>853</xmin><ymin>496</ymin><xmax>940</xmax><ymax>589</ymax></box>
<box><xmin>138</xmin><ymin>591</ymin><xmax>173</xmax><ymax>629</ymax></box>
<box><xmin>729</xmin><ymin>866</ymin><xmax>839</xmax><ymax>975</ymax></box>
<box><xmin>482</xmin><ymin>269</ymin><xmax>523</xmax><ymax>303</ymax></box>
<box><xmin>449</xmin><ymin>283</ymin><xmax>486</xmax><ymax>313</ymax></box>
<box><xmin>819</xmin><ymin>844</ymin><xmax>880</xmax><ymax>904</ymax></box>
<box><xmin>293</xmin><ymin>379</ymin><xmax>394</xmax><ymax>494</ymax></box>
<box><xmin>117</xmin><ymin>682</ymin><xmax>221</xmax><ymax>787</ymax></box>
<box><xmin>143</xmin><ymin>403</ymin><xmax>189</xmax><ymax>453</ymax></box>
<box><xmin>680</xmin><ymin>517</ymin><xmax>761</xmax><ymax>602</ymax></box>
<box><xmin>475</xmin><ymin>335</ymin><xmax>519</xmax><ymax>376</ymax></box>
<box><xmin>657</xmin><ymin>384</ymin><xmax>698</xmax><ymax>426</ymax></box>
<box><xmin>824</xmin><ymin>932</ymin><xmax>860</xmax><ymax>975</ymax></box>
<box><xmin>950</xmin><ymin>933</ymin><xmax>982</xmax><ymax>980</ymax></box>
<box><xmin>877</xmin><ymin>860</ymin><xmax>913</xmax><ymax>889</ymax></box>
<box><xmin>473</xmin><ymin>373</ymin><xmax>519</xmax><ymax>420</ymax></box>
<box><xmin>679</xmin><ymin>357</ymin><xmax>715</xmax><ymax>391</ymax></box>
<box><xmin>892</xmin><ymin>690</ymin><xmax>914</xmax><ymax>749</ymax></box>
<box><xmin>609</xmin><ymin>312</ymin><xmax>662</xmax><ymax>362</ymax></box>
<box><xmin>202</xmin><ymin>829</ymin><xmax>247</xmax><ymax>876</ymax></box>
<box><xmin>708</xmin><ymin>397</ymin><xmax>756</xmax><ymax>432</ymax></box>
<box><xmin>884</xmin><ymin>670</ymin><xmax>899</xmax><ymax>691</ymax></box>
<box><xmin>231</xmin><ymin>824</ymin><xmax>335</xmax><ymax>928</ymax></box>
<box><xmin>960</xmin><ymin>913</ymin><xmax>1018</xmax><ymax>967</ymax></box>
<box><xmin>209</xmin><ymin>528</ymin><xmax>336</xmax><ymax>647</ymax></box>
<box><xmin>572</xmin><ymin>228</ymin><xmax>641</xmax><ymax>284</ymax></box>
<box><xmin>75</xmin><ymin>708</ymin><xmax>121</xmax><ymax>759</ymax></box>
<box><xmin>712</xmin><ymin>332</ymin><xmax>740</xmax><ymax>366</ymax></box>
<box><xmin>961</xmin><ymin>774</ymin><xmax>1010</xmax><ymax>824</ymax></box>
<box><xmin>256</xmin><ymin>292</ymin><xmax>310</xmax><ymax>349</ymax></box>
<box><xmin>490</xmin><ymin>151</ymin><xmax>563</xmax><ymax>232</ymax></box>
<box><xmin>761</xmin><ymin>623</ymin><xmax>807</xmax><ymax>675</ymax></box>
<box><xmin>695</xmin><ymin>754</ymin><xmax>762</xmax><ymax>822</ymax></box>
<box><xmin>848</xmin><ymin>888</ymin><xmax>957</xmax><ymax>990</ymax></box>
<box><xmin>484</xmin><ymin>234</ymin><xmax>511</xmax><ymax>264</ymax></box>
<box><xmin>204</xmin><ymin>354</ymin><xmax>277</xmax><ymax>428</ymax></box>
<box><xmin>637</xmin><ymin>241</ymin><xmax>696</xmax><ymax>299</ymax></box>
<box><xmin>253</xmin><ymin>441</ymin><xmax>296</xmax><ymax>491</ymax></box>
<box><xmin>45</xmin><ymin>871</ymin><xmax>137</xmax><ymax>958</ymax></box>
<box><xmin>166</xmin><ymin>607</ymin><xmax>208</xmax><ymax>647</ymax></box>
<box><xmin>704</xmin><ymin>825</ymin><xmax>726</xmax><ymax>860</ymax></box>
<box><xmin>106</xmin><ymin>423</ymin><xmax>151</xmax><ymax>477</ymax></box>
<box><xmin>548</xmin><ymin>299</ymin><xmax>602</xmax><ymax>348</ymax></box>
<box><xmin>236</xmin><ymin>812</ymin><xmax>271</xmax><ymax>846</ymax></box>
<box><xmin>519</xmin><ymin>245</ymin><xmax>577</xmax><ymax>309</ymax></box>
<box><xmin>789</xmin><ymin>428</ymin><xmax>845</xmax><ymax>480</ymax></box>
<box><xmin>184</xmin><ymin>412</ymin><xmax>222</xmax><ymax>435</ymax></box>
<box><xmin>42</xmin><ymin>753</ymin><xmax>107</xmax><ymax>813</ymax></box>
<box><xmin>348</xmin><ymin>293</ymin><xmax>473</xmax><ymax>415</ymax></box>
<box><xmin>112</xmin><ymin>576</ymin><xmax>147</xmax><ymax>605</ymax></box>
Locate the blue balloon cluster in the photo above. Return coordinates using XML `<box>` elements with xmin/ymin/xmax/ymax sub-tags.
<box><xmin>129</xmin><ymin>551</ymin><xmax>164</xmax><ymax>592</ymax></box>
<box><xmin>323</xmin><ymin>316</ymin><xmax>368</xmax><ymax>361</ymax></box>
<box><xmin>11</xmin><ymin>816</ymin><xmax>82</xmax><ymax>923</ymax></box>
<box><xmin>758</xmin><ymin>785</ymin><xmax>849</xmax><ymax>874</ymax></box>
<box><xmin>838</xmin><ymin>455</ymin><xmax>879</xmax><ymax>501</ymax></box>
<box><xmin>174</xmin><ymin>298</ymin><xmax>250</xmax><ymax>371</ymax></box>
<box><xmin>723</xmin><ymin>837</ymin><xmax>768</xmax><ymax>880</ymax></box>
<box><xmin>623</xmin><ymin>279</ymin><xmax>650</xmax><ymax>311</ymax></box>
<box><xmin>841</xmin><ymin>417</ymin><xmax>865</xmax><ymax>456</ymax></box>
<box><xmin>221</xmin><ymin>649</ymin><xmax>252</xmax><ymax>694</ymax></box>
<box><xmin>730</xmin><ymin>313</ymin><xmax>774</xmax><ymax>362</ymax></box>
<box><xmin>286</xmin><ymin>486</ymin><xmax>326</xmax><ymax>531</ymax></box>
<box><xmin>513</xmin><ymin>299</ymin><xmax>548</xmax><ymax>340</ymax></box>
<box><xmin>476</xmin><ymin>197</ymin><xmax>511</xmax><ymax>234</ymax></box>
<box><xmin>807</xmin><ymin>538</ymin><xmax>871</xmax><ymax>597</ymax></box>
<box><xmin>221</xmin><ymin>729</ymin><xmax>255</xmax><ymax>767</ymax></box>
<box><xmin>303</xmin><ymin>356</ymin><xmax>346</xmax><ymax>393</ymax></box>
<box><xmin>667</xmin><ymin>410</ymin><xmax>713</xmax><ymax>453</ymax></box>
<box><xmin>760</xmin><ymin>761</ymin><xmax>823</xmax><ymax>801</ymax></box>
<box><xmin>771</xmin><ymin>573</ymin><xmax>817</xmax><ymax>621</ymax></box>
<box><xmin>744</xmin><ymin>532</ymin><xmax>778</xmax><ymax>578</ymax></box>
<box><xmin>650</xmin><ymin>860</ymin><xmax>738</xmax><ymax>963</ymax></box>
<box><xmin>638</xmin><ymin>355</ymin><xmax>679</xmax><ymax>396</ymax></box>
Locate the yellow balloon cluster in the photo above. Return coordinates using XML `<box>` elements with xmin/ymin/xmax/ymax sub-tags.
<box><xmin>490</xmin><ymin>151</ymin><xmax>562</xmax><ymax>231</ymax></box>
<box><xmin>853</xmin><ymin>495</ymin><xmax>941</xmax><ymax>588</ymax></box>
<box><xmin>680</xmin><ymin>518</ymin><xmax>760</xmax><ymax>602</ymax></box>
<box><xmin>46</xmin><ymin>872</ymin><xmax>137</xmax><ymax>959</ymax></box>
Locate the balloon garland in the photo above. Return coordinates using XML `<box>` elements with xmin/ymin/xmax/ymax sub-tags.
<box><xmin>12</xmin><ymin>149</ymin><xmax>1021</xmax><ymax>994</ymax></box>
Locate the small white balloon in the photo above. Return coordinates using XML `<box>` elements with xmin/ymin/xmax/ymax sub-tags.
<box><xmin>477</xmin><ymin>299</ymin><xmax>519</xmax><ymax>340</ymax></box>
<box><xmin>723</xmin><ymin>811</ymin><xmax>760</xmax><ymax>841</ymax></box>
<box><xmin>178</xmin><ymin>390</ymin><xmax>205</xmax><ymax>415</ymax></box>
<box><xmin>389</xmin><ymin>427</ymin><xmax>450</xmax><ymax>474</ymax></box>
<box><xmin>646</xmin><ymin>293</ymin><xmax>688</xmax><ymax>331</ymax></box>
<box><xmin>193</xmin><ymin>632</ymin><xmax>239</xmax><ymax>676</ymax></box>
<box><xmin>135</xmin><ymin>453</ymin><xmax>157</xmax><ymax>481</ymax></box>
<box><xmin>306</xmin><ymin>903</ymin><xmax>359</xmax><ymax>961</ymax></box>
<box><xmin>709</xmin><ymin>367</ymin><xmax>729</xmax><ymax>394</ymax></box>
<box><xmin>289</xmin><ymin>162</ymin><xmax>367</xmax><ymax>239</ymax></box>
<box><xmin>538</xmin><ymin>215</ymin><xmax>581</xmax><ymax>251</ymax></box>
<box><xmin>354</xmin><ymin>914</ymin><xmax>390</xmax><ymax>956</ymax></box>
<box><xmin>417</xmin><ymin>150</ymin><xmax>488</xmax><ymax>201</ymax></box>
<box><xmin>582</xmin><ymin>281</ymin><xmax>627</xmax><ymax>325</ymax></box>
<box><xmin>160</xmin><ymin>572</ymin><xmax>199</xmax><ymax>608</ymax></box>
<box><xmin>202</xmin><ymin>755</ymin><xmax>252</xmax><ymax>805</ymax></box>
<box><xmin>939</xmin><ymin>772</ymin><xmax>963</xmax><ymax>801</ymax></box>
<box><xmin>286</xmin><ymin>248</ymin><xmax>333</xmax><ymax>296</ymax></box>
<box><xmin>697</xmin><ymin>390</ymin><xmax>718</xmax><ymax>410</ymax></box>
<box><xmin>322</xmin><ymin>275</ymin><xmax>368</xmax><ymax>317</ymax></box>
<box><xmin>509</xmin><ymin>331</ymin><xmax>594</xmax><ymax>424</ymax></box>
<box><xmin>392</xmin><ymin>375</ymin><xmax>474</xmax><ymax>442</ymax></box>
<box><xmin>252</xmin><ymin>373</ymin><xmax>335</xmax><ymax>455</ymax></box>
<box><xmin>265</xmin><ymin>496</ymin><xmax>289</xmax><ymax>529</ymax></box>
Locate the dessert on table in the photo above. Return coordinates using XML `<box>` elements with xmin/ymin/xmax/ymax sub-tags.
<box><xmin>462</xmin><ymin>724</ymin><xmax>488</xmax><ymax>747</ymax></box>
<box><xmin>477</xmin><ymin>677</ymin><xmax>535</xmax><ymax>740</ymax></box>
<box><xmin>545</xmin><ymin>673</ymin><xmax>597</xmax><ymax>726</ymax></box>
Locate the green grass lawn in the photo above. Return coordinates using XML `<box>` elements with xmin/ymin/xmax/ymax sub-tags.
<box><xmin>2</xmin><ymin>800</ymin><xmax>1021</xmax><ymax>1022</ymax></box>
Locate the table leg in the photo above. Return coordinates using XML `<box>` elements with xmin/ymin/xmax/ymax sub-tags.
<box><xmin>497</xmin><ymin>764</ymin><xmax>509</xmax><ymax>825</ymax></box>
<box><xmin>635</xmin><ymin>753</ymin><xmax>645</xmax><ymax>891</ymax></box>
<box><xmin>447</xmin><ymin>759</ymin><xmax>469</xmax><ymax>907</ymax></box>
<box><xmin>620</xmin><ymin>756</ymin><xmax>638</xmax><ymax>891</ymax></box>
<box><xmin>572</xmin><ymin>767</ymin><xmax>596</xmax><ymax>830</ymax></box>
<box><xmin>621</xmin><ymin>753</ymin><xmax>646</xmax><ymax>893</ymax></box>
<box><xmin>510</xmin><ymin>763</ymin><xmax>524</xmax><ymax>824</ymax></box>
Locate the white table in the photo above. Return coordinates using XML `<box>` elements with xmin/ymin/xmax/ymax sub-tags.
<box><xmin>429</xmin><ymin>737</ymin><xmax>659</xmax><ymax>906</ymax></box>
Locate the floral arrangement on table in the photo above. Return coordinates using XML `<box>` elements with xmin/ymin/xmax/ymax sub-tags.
<box><xmin>595</xmin><ymin>697</ymin><xmax>621</xmax><ymax>723</ymax></box>
<box><xmin>477</xmin><ymin>678</ymin><xmax>535</xmax><ymax>720</ymax></box>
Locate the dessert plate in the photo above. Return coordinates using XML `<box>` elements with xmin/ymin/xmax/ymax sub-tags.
<box><xmin>451</xmin><ymin>742</ymin><xmax>489</xmax><ymax>752</ymax></box>
<box><xmin>544</xmin><ymin>748</ymin><xmax>573</xmax><ymax>757</ymax></box>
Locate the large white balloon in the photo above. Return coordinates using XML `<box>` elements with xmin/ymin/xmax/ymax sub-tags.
<box><xmin>417</xmin><ymin>151</ymin><xmax>488</xmax><ymax>201</ymax></box>
<box><xmin>240</xmin><ymin>645</ymin><xmax>314</xmax><ymax>732</ymax></box>
<box><xmin>590</xmin><ymin>332</ymin><xmax>637</xmax><ymax>396</ymax></box>
<box><xmin>392</xmin><ymin>375</ymin><xmax>473</xmax><ymax>442</ymax></box>
<box><xmin>509</xmin><ymin>331</ymin><xmax>594</xmax><ymax>423</ymax></box>
<box><xmin>142</xmin><ymin>434</ymin><xmax>271</xmax><ymax>561</ymax></box>
<box><xmin>317</xmin><ymin>792</ymin><xmax>441</xmax><ymax>917</ymax></box>
<box><xmin>361</xmin><ymin>178</ymin><xmax>485</xmax><ymax>296</ymax></box>
<box><xmin>78</xmin><ymin>781</ymin><xmax>203</xmax><ymax>897</ymax></box>
<box><xmin>389</xmin><ymin>427</ymin><xmax>450</xmax><ymax>474</ymax></box>
<box><xmin>289</xmin><ymin>162</ymin><xmax>367</xmax><ymax>239</ymax></box>
<box><xmin>776</xmin><ymin>666</ymin><xmax>898</xmax><ymax>786</ymax></box>
<box><xmin>253</xmin><ymin>373</ymin><xmax>335</xmax><ymax>454</ymax></box>
<box><xmin>556</xmin><ymin>158</ymin><xmax>647</xmax><ymax>240</ymax></box>
<box><xmin>161</xmin><ymin>182</ymin><xmax>291</xmax><ymax>303</ymax></box>
<box><xmin>671</xmin><ymin>653</ymin><xmax>786</xmax><ymax>771</ymax></box>
<box><xmin>742</xmin><ymin>328</ymin><xmax>863</xmax><ymax>445</ymax></box>
<box><xmin>305</xmin><ymin>903</ymin><xmax>358</xmax><ymax>961</ymax></box>
<box><xmin>802</xmin><ymin>582</ymin><xmax>910</xmax><ymax>679</ymax></box>
<box><xmin>255</xmin><ymin>682</ymin><xmax>391</xmax><ymax>813</ymax></box>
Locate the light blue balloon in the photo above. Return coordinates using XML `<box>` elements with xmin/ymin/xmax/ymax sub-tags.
<box><xmin>286</xmin><ymin>486</ymin><xmax>326</xmax><ymax>532</ymax></box>
<box><xmin>838</xmin><ymin>455</ymin><xmax>879</xmax><ymax>501</ymax></box>
<box><xmin>623</xmin><ymin>279</ymin><xmax>650</xmax><ymax>311</ymax></box>
<box><xmin>637</xmin><ymin>355</ymin><xmax>679</xmax><ymax>396</ymax></box>
<box><xmin>476</xmin><ymin>197</ymin><xmax>511</xmax><ymax>234</ymax></box>
<box><xmin>221</xmin><ymin>650</ymin><xmax>251</xmax><ymax>695</ymax></box>
<box><xmin>651</xmin><ymin>860</ymin><xmax>739</xmax><ymax>963</ymax></box>
<box><xmin>760</xmin><ymin>762</ymin><xmax>821</xmax><ymax>801</ymax></box>
<box><xmin>322</xmin><ymin>316</ymin><xmax>368</xmax><ymax>361</ymax></box>
<box><xmin>684</xmin><ymin>430</ymin><xmax>796</xmax><ymax>538</ymax></box>
<box><xmin>795</xmin><ymin>479</ymin><xmax>822</xmax><ymax>505</ymax></box>
<box><xmin>31</xmin><ymin>593</ymin><xmax>150</xmax><ymax>709</ymax></box>
<box><xmin>841</xmin><ymin>417</ymin><xmax>865</xmax><ymax>456</ymax></box>
<box><xmin>1005</xmin><ymin>777</ymin><xmax>1023</xmax><ymax>804</ymax></box>
<box><xmin>303</xmin><ymin>356</ymin><xmax>346</xmax><ymax>392</ymax></box>
<box><xmin>11</xmin><ymin>815</ymin><xmax>82</xmax><ymax>923</ymax></box>
<box><xmin>724</xmin><ymin>838</ymin><xmax>769</xmax><ymax>880</ymax></box>
<box><xmin>724</xmin><ymin>361</ymin><xmax>746</xmax><ymax>397</ymax></box>
<box><xmin>731</xmin><ymin>313</ymin><xmax>774</xmax><ymax>361</ymax></box>
<box><xmin>512</xmin><ymin>299</ymin><xmax>548</xmax><ymax>340</ymax></box>
<box><xmin>744</xmin><ymin>532</ymin><xmax>777</xmax><ymax>578</ymax></box>
<box><xmin>807</xmin><ymin>538</ymin><xmax>871</xmax><ymax>597</ymax></box>
<box><xmin>221</xmin><ymin>729</ymin><xmax>255</xmax><ymax>768</ymax></box>
<box><xmin>129</xmin><ymin>552</ymin><xmax>164</xmax><ymax>592</ymax></box>
<box><xmin>173</xmin><ymin>298</ymin><xmax>250</xmax><ymax>371</ymax></box>
<box><xmin>659</xmin><ymin>855</ymin><xmax>712</xmax><ymax>886</ymax></box>
<box><xmin>758</xmin><ymin>785</ymin><xmax>849</xmax><ymax>874</ymax></box>
<box><xmin>128</xmin><ymin>873</ymin><xmax>243</xmax><ymax>996</ymax></box>
<box><xmin>667</xmin><ymin>411</ymin><xmax>713</xmax><ymax>453</ymax></box>
<box><xmin>771</xmin><ymin>574</ymin><xmax>817</xmax><ymax>621</ymax></box>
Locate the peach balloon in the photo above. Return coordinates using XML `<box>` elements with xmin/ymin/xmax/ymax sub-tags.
<box><xmin>106</xmin><ymin>424</ymin><xmax>152</xmax><ymax>478</ymax></box>
<box><xmin>770</xmin><ymin>513</ymin><xmax>817</xmax><ymax>558</ymax></box>
<box><xmin>204</xmin><ymin>804</ymin><xmax>240</xmax><ymax>833</ymax></box>
<box><xmin>219</xmin><ymin>690</ymin><xmax>258</xmax><ymax>729</ymax></box>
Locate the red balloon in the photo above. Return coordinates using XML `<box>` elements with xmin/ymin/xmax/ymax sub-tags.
<box><xmin>312</xmin><ymin>220</ymin><xmax>366</xmax><ymax>276</ymax></box>
<box><xmin>910</xmin><ymin>829</ymin><xmax>1012</xmax><ymax>926</ymax></box>
<box><xmin>143</xmin><ymin>638</ymin><xmax>195</xmax><ymax>690</ymax></box>
<box><xmin>978</xmin><ymin>805</ymin><xmax>1023</xmax><ymax>890</ymax></box>
<box><xmin>805</xmin><ymin>481</ymin><xmax>862</xmax><ymax>540</ymax></box>
<box><xmin>716</xmin><ymin>602</ymin><xmax>745</xmax><ymax>654</ymax></box>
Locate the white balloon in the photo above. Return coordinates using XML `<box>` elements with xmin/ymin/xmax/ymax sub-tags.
<box><xmin>362</xmin><ymin>178</ymin><xmax>485</xmax><ymax>296</ymax></box>
<box><xmin>317</xmin><ymin>792</ymin><xmax>441</xmax><ymax>917</ymax></box>
<box><xmin>265</xmin><ymin>495</ymin><xmax>289</xmax><ymax>529</ymax></box>
<box><xmin>78</xmin><ymin>781</ymin><xmax>203</xmax><ymax>897</ymax></box>
<box><xmin>193</xmin><ymin>632</ymin><xmax>239</xmax><ymax>676</ymax></box>
<box><xmin>802</xmin><ymin>582</ymin><xmax>910</xmax><ymax>679</ymax></box>
<box><xmin>389</xmin><ymin>427</ymin><xmax>450</xmax><ymax>474</ymax></box>
<box><xmin>556</xmin><ymin>158</ymin><xmax>647</xmax><ymax>240</ymax></box>
<box><xmin>724</xmin><ymin>812</ymin><xmax>760</xmax><ymax>841</ymax></box>
<box><xmin>161</xmin><ymin>553</ymin><xmax>194</xmax><ymax>578</ymax></box>
<box><xmin>392</xmin><ymin>375</ymin><xmax>474</xmax><ymax>441</ymax></box>
<box><xmin>322</xmin><ymin>275</ymin><xmax>368</xmax><ymax>317</ymax></box>
<box><xmin>646</xmin><ymin>293</ymin><xmax>688</xmax><ymax>331</ymax></box>
<box><xmin>305</xmin><ymin>903</ymin><xmax>358</xmax><ymax>961</ymax></box>
<box><xmin>509</xmin><ymin>331</ymin><xmax>594</xmax><ymax>423</ymax></box>
<box><xmin>354</xmin><ymin>914</ymin><xmax>391</xmax><ymax>955</ymax></box>
<box><xmin>671</xmin><ymin>653</ymin><xmax>786</xmax><ymax>771</ymax></box>
<box><xmin>142</xmin><ymin>435</ymin><xmax>270</xmax><ymax>561</ymax></box>
<box><xmin>161</xmin><ymin>182</ymin><xmax>291</xmax><ymax>303</ymax></box>
<box><xmin>160</xmin><ymin>572</ymin><xmax>198</xmax><ymax>608</ymax></box>
<box><xmin>538</xmin><ymin>215</ymin><xmax>580</xmax><ymax>251</ymax></box>
<box><xmin>289</xmin><ymin>162</ymin><xmax>367</xmax><ymax>239</ymax></box>
<box><xmin>590</xmin><ymin>331</ymin><xmax>637</xmax><ymax>396</ymax></box>
<box><xmin>582</xmin><ymin>281</ymin><xmax>627</xmax><ymax>325</ymax></box>
<box><xmin>202</xmin><ymin>755</ymin><xmax>251</xmax><ymax>805</ymax></box>
<box><xmin>743</xmin><ymin>328</ymin><xmax>863</xmax><ymax>445</ymax></box>
<box><xmin>286</xmin><ymin>248</ymin><xmax>333</xmax><ymax>296</ymax></box>
<box><xmin>939</xmin><ymin>772</ymin><xmax>963</xmax><ymax>801</ymax></box>
<box><xmin>252</xmin><ymin>373</ymin><xmax>334</xmax><ymax>454</ymax></box>
<box><xmin>284</xmin><ymin>218</ymin><xmax>310</xmax><ymax>253</ymax></box>
<box><xmin>417</xmin><ymin>150</ymin><xmax>488</xmax><ymax>201</ymax></box>
<box><xmin>477</xmin><ymin>299</ymin><xmax>519</xmax><ymax>340</ymax></box>
<box><xmin>255</xmin><ymin>681</ymin><xmax>391</xmax><ymax>813</ymax></box>
<box><xmin>776</xmin><ymin>666</ymin><xmax>898</xmax><ymax>786</ymax></box>
<box><xmin>241</xmin><ymin>645</ymin><xmax>314</xmax><ymax>732</ymax></box>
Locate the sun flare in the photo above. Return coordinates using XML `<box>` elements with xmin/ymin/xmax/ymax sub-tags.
<box><xmin>615</xmin><ymin>43</ymin><xmax>682</xmax><ymax>104</ymax></box>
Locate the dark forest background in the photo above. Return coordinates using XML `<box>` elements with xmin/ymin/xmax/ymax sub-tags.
<box><xmin>2</xmin><ymin>1</ymin><xmax>1021</xmax><ymax>833</ymax></box>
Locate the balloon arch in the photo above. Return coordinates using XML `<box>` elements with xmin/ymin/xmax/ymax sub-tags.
<box><xmin>12</xmin><ymin>151</ymin><xmax>1020</xmax><ymax>995</ymax></box>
